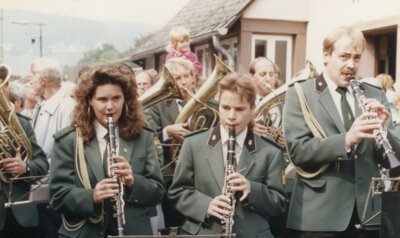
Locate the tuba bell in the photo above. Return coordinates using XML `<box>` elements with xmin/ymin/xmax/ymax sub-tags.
<box><xmin>0</xmin><ymin>64</ymin><xmax>33</xmax><ymax>183</ymax></box>
<box><xmin>139</xmin><ymin>65</ymin><xmax>183</xmax><ymax>109</ymax></box>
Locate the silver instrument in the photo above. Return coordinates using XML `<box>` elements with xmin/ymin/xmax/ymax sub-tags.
<box><xmin>106</xmin><ymin>115</ymin><xmax>125</xmax><ymax>236</ymax></box>
<box><xmin>349</xmin><ymin>77</ymin><xmax>400</xmax><ymax>179</ymax></box>
<box><xmin>221</xmin><ymin>125</ymin><xmax>236</xmax><ymax>237</ymax></box>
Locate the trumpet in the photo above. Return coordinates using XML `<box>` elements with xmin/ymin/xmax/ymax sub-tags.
<box><xmin>106</xmin><ymin>115</ymin><xmax>125</xmax><ymax>236</ymax></box>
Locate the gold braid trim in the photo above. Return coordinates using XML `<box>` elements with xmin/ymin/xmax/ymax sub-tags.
<box><xmin>62</xmin><ymin>128</ymin><xmax>103</xmax><ymax>232</ymax></box>
<box><xmin>292</xmin><ymin>82</ymin><xmax>330</xmax><ymax>178</ymax></box>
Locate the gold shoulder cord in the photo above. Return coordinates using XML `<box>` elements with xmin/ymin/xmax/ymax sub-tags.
<box><xmin>62</xmin><ymin>128</ymin><xmax>103</xmax><ymax>231</ymax></box>
<box><xmin>293</xmin><ymin>82</ymin><xmax>330</xmax><ymax>178</ymax></box>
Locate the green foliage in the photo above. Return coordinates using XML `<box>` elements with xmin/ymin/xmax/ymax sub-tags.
<box><xmin>63</xmin><ymin>43</ymin><xmax>120</xmax><ymax>81</ymax></box>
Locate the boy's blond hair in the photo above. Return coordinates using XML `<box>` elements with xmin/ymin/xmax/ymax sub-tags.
<box><xmin>166</xmin><ymin>26</ymin><xmax>190</xmax><ymax>52</ymax></box>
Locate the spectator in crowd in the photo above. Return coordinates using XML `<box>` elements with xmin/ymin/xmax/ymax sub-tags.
<box><xmin>8</xmin><ymin>80</ymin><xmax>26</xmax><ymax>113</ymax></box>
<box><xmin>30</xmin><ymin>57</ymin><xmax>76</xmax><ymax>238</ymax></box>
<box><xmin>136</xmin><ymin>69</ymin><xmax>159</xmax><ymax>96</ymax></box>
<box><xmin>166</xmin><ymin>26</ymin><xmax>202</xmax><ymax>74</ymax></box>
<box><xmin>377</xmin><ymin>73</ymin><xmax>396</xmax><ymax>110</ymax></box>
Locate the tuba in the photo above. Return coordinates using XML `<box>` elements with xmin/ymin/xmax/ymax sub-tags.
<box><xmin>255</xmin><ymin>60</ymin><xmax>318</xmax><ymax>142</ymax></box>
<box><xmin>0</xmin><ymin>64</ymin><xmax>33</xmax><ymax>183</ymax></box>
<box><xmin>139</xmin><ymin>65</ymin><xmax>183</xmax><ymax>108</ymax></box>
<box><xmin>164</xmin><ymin>56</ymin><xmax>231</xmax><ymax>170</ymax></box>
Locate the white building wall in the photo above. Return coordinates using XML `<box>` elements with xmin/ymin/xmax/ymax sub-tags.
<box><xmin>244</xmin><ymin>0</ymin><xmax>400</xmax><ymax>75</ymax></box>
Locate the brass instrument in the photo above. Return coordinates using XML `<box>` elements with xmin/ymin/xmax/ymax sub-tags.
<box><xmin>255</xmin><ymin>60</ymin><xmax>318</xmax><ymax>142</ymax></box>
<box><xmin>139</xmin><ymin>65</ymin><xmax>183</xmax><ymax>108</ymax></box>
<box><xmin>0</xmin><ymin>64</ymin><xmax>33</xmax><ymax>183</ymax></box>
<box><xmin>106</xmin><ymin>115</ymin><xmax>125</xmax><ymax>236</ymax></box>
<box><xmin>165</xmin><ymin>56</ymin><xmax>231</xmax><ymax>169</ymax></box>
<box><xmin>221</xmin><ymin>125</ymin><xmax>236</xmax><ymax>237</ymax></box>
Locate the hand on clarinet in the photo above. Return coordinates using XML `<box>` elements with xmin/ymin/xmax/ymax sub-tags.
<box><xmin>93</xmin><ymin>178</ymin><xmax>119</xmax><ymax>204</ymax></box>
<box><xmin>110</xmin><ymin>155</ymin><xmax>134</xmax><ymax>188</ymax></box>
<box><xmin>228</xmin><ymin>172</ymin><xmax>251</xmax><ymax>201</ymax></box>
<box><xmin>207</xmin><ymin>195</ymin><xmax>232</xmax><ymax>220</ymax></box>
<box><xmin>345</xmin><ymin>99</ymin><xmax>388</xmax><ymax>148</ymax></box>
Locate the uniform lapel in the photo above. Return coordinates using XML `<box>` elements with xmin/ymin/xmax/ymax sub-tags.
<box><xmin>85</xmin><ymin>137</ymin><xmax>106</xmax><ymax>182</ymax></box>
<box><xmin>316</xmin><ymin>75</ymin><xmax>346</xmax><ymax>133</ymax></box>
<box><xmin>165</xmin><ymin>100</ymin><xmax>179</xmax><ymax>124</ymax></box>
<box><xmin>118</xmin><ymin>137</ymin><xmax>134</xmax><ymax>163</ymax></box>
<box><xmin>206</xmin><ymin>126</ymin><xmax>225</xmax><ymax>190</ymax></box>
<box><xmin>238</xmin><ymin>129</ymin><xmax>255</xmax><ymax>177</ymax></box>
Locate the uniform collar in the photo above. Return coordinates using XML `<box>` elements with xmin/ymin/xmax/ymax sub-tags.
<box><xmin>208</xmin><ymin>124</ymin><xmax>256</xmax><ymax>153</ymax></box>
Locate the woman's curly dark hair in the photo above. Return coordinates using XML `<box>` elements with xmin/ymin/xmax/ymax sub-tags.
<box><xmin>72</xmin><ymin>63</ymin><xmax>144</xmax><ymax>143</ymax></box>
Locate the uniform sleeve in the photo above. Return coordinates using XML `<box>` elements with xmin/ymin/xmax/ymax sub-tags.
<box><xmin>168</xmin><ymin>137</ymin><xmax>212</xmax><ymax>223</ymax></box>
<box><xmin>49</xmin><ymin>133</ymin><xmax>97</xmax><ymax>218</ymax></box>
<box><xmin>20</xmin><ymin>116</ymin><xmax>49</xmax><ymax>176</ymax></box>
<box><xmin>243</xmin><ymin>148</ymin><xmax>288</xmax><ymax>217</ymax></box>
<box><xmin>125</xmin><ymin>131</ymin><xmax>166</xmax><ymax>206</ymax></box>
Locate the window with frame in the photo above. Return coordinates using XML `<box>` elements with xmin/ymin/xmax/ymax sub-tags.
<box><xmin>252</xmin><ymin>35</ymin><xmax>292</xmax><ymax>83</ymax></box>
<box><xmin>195</xmin><ymin>44</ymin><xmax>211</xmax><ymax>77</ymax></box>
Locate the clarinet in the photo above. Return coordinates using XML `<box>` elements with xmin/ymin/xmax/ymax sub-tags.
<box><xmin>349</xmin><ymin>77</ymin><xmax>400</xmax><ymax>179</ymax></box>
<box><xmin>106</xmin><ymin>115</ymin><xmax>126</xmax><ymax>236</ymax></box>
<box><xmin>221</xmin><ymin>125</ymin><xmax>236</xmax><ymax>237</ymax></box>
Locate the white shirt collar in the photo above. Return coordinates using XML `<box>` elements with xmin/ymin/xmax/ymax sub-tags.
<box><xmin>220</xmin><ymin>125</ymin><xmax>247</xmax><ymax>149</ymax></box>
<box><xmin>95</xmin><ymin>120</ymin><xmax>108</xmax><ymax>142</ymax></box>
<box><xmin>323</xmin><ymin>71</ymin><xmax>352</xmax><ymax>94</ymax></box>
<box><xmin>323</xmin><ymin>70</ymin><xmax>355</xmax><ymax>118</ymax></box>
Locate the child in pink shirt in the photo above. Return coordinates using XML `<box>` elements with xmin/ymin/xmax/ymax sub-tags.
<box><xmin>166</xmin><ymin>26</ymin><xmax>202</xmax><ymax>74</ymax></box>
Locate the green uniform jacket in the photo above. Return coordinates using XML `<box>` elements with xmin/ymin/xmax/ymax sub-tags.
<box><xmin>49</xmin><ymin>127</ymin><xmax>165</xmax><ymax>238</ymax></box>
<box><xmin>0</xmin><ymin>114</ymin><xmax>49</xmax><ymax>230</ymax></box>
<box><xmin>168</xmin><ymin>125</ymin><xmax>288</xmax><ymax>238</ymax></box>
<box><xmin>145</xmin><ymin>99</ymin><xmax>179</xmax><ymax>140</ymax></box>
<box><xmin>283</xmin><ymin>75</ymin><xmax>400</xmax><ymax>231</ymax></box>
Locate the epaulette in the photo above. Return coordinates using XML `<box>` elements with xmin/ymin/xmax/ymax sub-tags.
<box><xmin>53</xmin><ymin>126</ymin><xmax>75</xmax><ymax>141</ymax></box>
<box><xmin>362</xmin><ymin>81</ymin><xmax>382</xmax><ymax>90</ymax></box>
<box><xmin>184</xmin><ymin>127</ymin><xmax>208</xmax><ymax>138</ymax></box>
<box><xmin>260</xmin><ymin>135</ymin><xmax>284</xmax><ymax>151</ymax></box>
<box><xmin>16</xmin><ymin>112</ymin><xmax>31</xmax><ymax>121</ymax></box>
<box><xmin>287</xmin><ymin>78</ymin><xmax>308</xmax><ymax>87</ymax></box>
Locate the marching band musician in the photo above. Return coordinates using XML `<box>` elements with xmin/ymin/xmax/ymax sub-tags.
<box><xmin>249</xmin><ymin>57</ymin><xmax>285</xmax><ymax>147</ymax></box>
<box><xmin>145</xmin><ymin>57</ymin><xmax>199</xmax><ymax>228</ymax></box>
<box><xmin>49</xmin><ymin>63</ymin><xmax>165</xmax><ymax>237</ymax></box>
<box><xmin>168</xmin><ymin>73</ymin><xmax>288</xmax><ymax>237</ymax></box>
<box><xmin>0</xmin><ymin>65</ymin><xmax>49</xmax><ymax>238</ymax></box>
<box><xmin>283</xmin><ymin>26</ymin><xmax>400</xmax><ymax>238</ymax></box>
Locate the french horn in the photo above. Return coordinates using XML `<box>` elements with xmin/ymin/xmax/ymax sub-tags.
<box><xmin>0</xmin><ymin>64</ymin><xmax>33</xmax><ymax>183</ymax></box>
<box><xmin>255</xmin><ymin>60</ymin><xmax>318</xmax><ymax>142</ymax></box>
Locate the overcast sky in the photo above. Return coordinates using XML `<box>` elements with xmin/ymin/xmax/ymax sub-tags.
<box><xmin>0</xmin><ymin>0</ymin><xmax>190</xmax><ymax>75</ymax></box>
<box><xmin>0</xmin><ymin>0</ymin><xmax>189</xmax><ymax>26</ymax></box>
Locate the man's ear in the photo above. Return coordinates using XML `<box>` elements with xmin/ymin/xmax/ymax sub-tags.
<box><xmin>323</xmin><ymin>51</ymin><xmax>330</xmax><ymax>65</ymax></box>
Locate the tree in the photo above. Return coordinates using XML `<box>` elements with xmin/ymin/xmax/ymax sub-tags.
<box><xmin>63</xmin><ymin>43</ymin><xmax>120</xmax><ymax>81</ymax></box>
